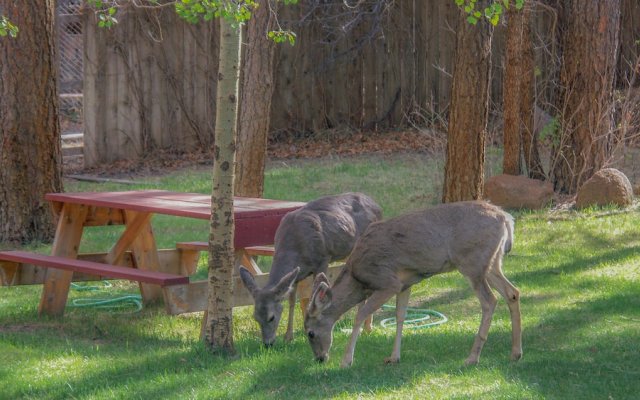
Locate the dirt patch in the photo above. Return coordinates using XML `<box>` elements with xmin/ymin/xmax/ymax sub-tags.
<box><xmin>64</xmin><ymin>129</ymin><xmax>445</xmax><ymax>178</ymax></box>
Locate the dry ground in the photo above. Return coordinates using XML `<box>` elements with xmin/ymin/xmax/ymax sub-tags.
<box><xmin>63</xmin><ymin>129</ymin><xmax>444</xmax><ymax>178</ymax></box>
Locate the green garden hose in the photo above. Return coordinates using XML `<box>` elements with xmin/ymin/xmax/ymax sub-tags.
<box><xmin>69</xmin><ymin>281</ymin><xmax>143</xmax><ymax>313</ymax></box>
<box><xmin>379</xmin><ymin>304</ymin><xmax>448</xmax><ymax>329</ymax></box>
<box><xmin>337</xmin><ymin>304</ymin><xmax>447</xmax><ymax>333</ymax></box>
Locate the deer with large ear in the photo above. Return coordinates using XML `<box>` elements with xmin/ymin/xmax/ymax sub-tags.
<box><xmin>237</xmin><ymin>192</ymin><xmax>383</xmax><ymax>346</ymax></box>
<box><xmin>239</xmin><ymin>266</ymin><xmax>299</xmax><ymax>347</ymax></box>
<box><xmin>304</xmin><ymin>201</ymin><xmax>522</xmax><ymax>368</ymax></box>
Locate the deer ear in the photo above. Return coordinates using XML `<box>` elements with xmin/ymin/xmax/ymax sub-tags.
<box><xmin>239</xmin><ymin>266</ymin><xmax>259</xmax><ymax>298</ymax></box>
<box><xmin>272</xmin><ymin>267</ymin><xmax>300</xmax><ymax>300</ymax></box>
<box><xmin>312</xmin><ymin>272</ymin><xmax>330</xmax><ymax>293</ymax></box>
<box><xmin>308</xmin><ymin>281</ymin><xmax>332</xmax><ymax>316</ymax></box>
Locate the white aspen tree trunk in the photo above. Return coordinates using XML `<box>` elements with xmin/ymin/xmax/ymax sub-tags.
<box><xmin>204</xmin><ymin>17</ymin><xmax>242</xmax><ymax>355</ymax></box>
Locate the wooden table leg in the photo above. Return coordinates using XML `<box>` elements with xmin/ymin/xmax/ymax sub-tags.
<box><xmin>105</xmin><ymin>211</ymin><xmax>153</xmax><ymax>266</ymax></box>
<box><xmin>125</xmin><ymin>210</ymin><xmax>164</xmax><ymax>304</ymax></box>
<box><xmin>236</xmin><ymin>249</ymin><xmax>262</xmax><ymax>275</ymax></box>
<box><xmin>0</xmin><ymin>261</ymin><xmax>18</xmax><ymax>286</ymax></box>
<box><xmin>38</xmin><ymin>203</ymin><xmax>89</xmax><ymax>316</ymax></box>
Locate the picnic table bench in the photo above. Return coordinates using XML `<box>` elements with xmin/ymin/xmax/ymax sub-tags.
<box><xmin>0</xmin><ymin>190</ymin><xmax>306</xmax><ymax>321</ymax></box>
<box><xmin>0</xmin><ymin>251</ymin><xmax>188</xmax><ymax>287</ymax></box>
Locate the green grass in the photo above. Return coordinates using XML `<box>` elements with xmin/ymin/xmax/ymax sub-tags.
<box><xmin>1</xmin><ymin>153</ymin><xmax>639</xmax><ymax>399</ymax></box>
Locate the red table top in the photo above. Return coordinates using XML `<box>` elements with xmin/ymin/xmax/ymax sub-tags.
<box><xmin>46</xmin><ymin>190</ymin><xmax>305</xmax><ymax>220</ymax></box>
<box><xmin>46</xmin><ymin>191</ymin><xmax>306</xmax><ymax>248</ymax></box>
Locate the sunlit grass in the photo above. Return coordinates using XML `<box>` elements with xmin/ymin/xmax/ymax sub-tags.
<box><xmin>1</xmin><ymin>153</ymin><xmax>639</xmax><ymax>399</ymax></box>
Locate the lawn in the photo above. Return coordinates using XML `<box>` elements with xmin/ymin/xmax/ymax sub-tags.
<box><xmin>1</xmin><ymin>153</ymin><xmax>639</xmax><ymax>399</ymax></box>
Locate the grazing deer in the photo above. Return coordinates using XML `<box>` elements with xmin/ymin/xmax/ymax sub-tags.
<box><xmin>304</xmin><ymin>201</ymin><xmax>522</xmax><ymax>367</ymax></box>
<box><xmin>239</xmin><ymin>192</ymin><xmax>382</xmax><ymax>347</ymax></box>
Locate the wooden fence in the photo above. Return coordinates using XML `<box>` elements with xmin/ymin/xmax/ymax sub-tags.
<box><xmin>83</xmin><ymin>1</ymin><xmax>640</xmax><ymax>166</ymax></box>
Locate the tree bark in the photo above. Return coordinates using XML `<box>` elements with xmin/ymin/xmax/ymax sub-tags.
<box><xmin>442</xmin><ymin>4</ymin><xmax>492</xmax><ymax>203</ymax></box>
<box><xmin>204</xmin><ymin>18</ymin><xmax>241</xmax><ymax>355</ymax></box>
<box><xmin>503</xmin><ymin>2</ymin><xmax>544</xmax><ymax>179</ymax></box>
<box><xmin>234</xmin><ymin>0</ymin><xmax>278</xmax><ymax>198</ymax></box>
<box><xmin>0</xmin><ymin>1</ymin><xmax>62</xmax><ymax>245</ymax></box>
<box><xmin>551</xmin><ymin>0</ymin><xmax>621</xmax><ymax>194</ymax></box>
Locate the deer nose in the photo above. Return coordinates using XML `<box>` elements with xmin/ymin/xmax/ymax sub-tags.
<box><xmin>315</xmin><ymin>354</ymin><xmax>328</xmax><ymax>363</ymax></box>
<box><xmin>263</xmin><ymin>342</ymin><xmax>274</xmax><ymax>349</ymax></box>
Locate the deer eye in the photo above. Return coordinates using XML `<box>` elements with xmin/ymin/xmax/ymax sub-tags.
<box><xmin>307</xmin><ymin>331</ymin><xmax>315</xmax><ymax>339</ymax></box>
<box><xmin>268</xmin><ymin>315</ymin><xmax>275</xmax><ymax>323</ymax></box>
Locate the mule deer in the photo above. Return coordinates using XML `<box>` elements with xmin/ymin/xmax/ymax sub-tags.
<box><xmin>304</xmin><ymin>201</ymin><xmax>521</xmax><ymax>367</ymax></box>
<box><xmin>239</xmin><ymin>192</ymin><xmax>382</xmax><ymax>346</ymax></box>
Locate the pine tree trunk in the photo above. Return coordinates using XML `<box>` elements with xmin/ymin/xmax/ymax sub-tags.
<box><xmin>443</xmin><ymin>5</ymin><xmax>492</xmax><ymax>203</ymax></box>
<box><xmin>551</xmin><ymin>0</ymin><xmax>621</xmax><ymax>194</ymax></box>
<box><xmin>204</xmin><ymin>19</ymin><xmax>241</xmax><ymax>355</ymax></box>
<box><xmin>234</xmin><ymin>0</ymin><xmax>277</xmax><ymax>198</ymax></box>
<box><xmin>503</xmin><ymin>3</ymin><xmax>543</xmax><ymax>179</ymax></box>
<box><xmin>0</xmin><ymin>1</ymin><xmax>62</xmax><ymax>245</ymax></box>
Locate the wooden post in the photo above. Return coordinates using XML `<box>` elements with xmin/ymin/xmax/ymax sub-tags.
<box><xmin>125</xmin><ymin>210</ymin><xmax>164</xmax><ymax>304</ymax></box>
<box><xmin>38</xmin><ymin>203</ymin><xmax>89</xmax><ymax>316</ymax></box>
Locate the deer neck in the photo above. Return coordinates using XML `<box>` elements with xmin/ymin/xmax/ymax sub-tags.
<box><xmin>265</xmin><ymin>251</ymin><xmax>301</xmax><ymax>287</ymax></box>
<box><xmin>324</xmin><ymin>268</ymin><xmax>369</xmax><ymax>325</ymax></box>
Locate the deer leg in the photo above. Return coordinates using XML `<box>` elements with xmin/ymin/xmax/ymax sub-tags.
<box><xmin>384</xmin><ymin>287</ymin><xmax>411</xmax><ymax>364</ymax></box>
<box><xmin>465</xmin><ymin>278</ymin><xmax>497</xmax><ymax>366</ymax></box>
<box><xmin>342</xmin><ymin>288</ymin><xmax>397</xmax><ymax>368</ymax></box>
<box><xmin>358</xmin><ymin>301</ymin><xmax>374</xmax><ymax>333</ymax></box>
<box><xmin>299</xmin><ymin>297</ymin><xmax>309</xmax><ymax>317</ymax></box>
<box><xmin>487</xmin><ymin>262</ymin><xmax>522</xmax><ymax>361</ymax></box>
<box><xmin>284</xmin><ymin>282</ymin><xmax>298</xmax><ymax>343</ymax></box>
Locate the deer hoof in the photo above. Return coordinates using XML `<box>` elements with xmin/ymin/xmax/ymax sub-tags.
<box><xmin>464</xmin><ymin>357</ymin><xmax>479</xmax><ymax>366</ymax></box>
<box><xmin>511</xmin><ymin>351</ymin><xmax>523</xmax><ymax>361</ymax></box>
<box><xmin>383</xmin><ymin>356</ymin><xmax>400</xmax><ymax>364</ymax></box>
<box><xmin>340</xmin><ymin>359</ymin><xmax>353</xmax><ymax>368</ymax></box>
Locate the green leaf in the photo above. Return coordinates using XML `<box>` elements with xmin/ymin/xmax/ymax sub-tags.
<box><xmin>534</xmin><ymin>66</ymin><xmax>542</xmax><ymax>77</ymax></box>
<box><xmin>467</xmin><ymin>15</ymin><xmax>478</xmax><ymax>25</ymax></box>
<box><xmin>455</xmin><ymin>0</ymin><xmax>464</xmax><ymax>5</ymax></box>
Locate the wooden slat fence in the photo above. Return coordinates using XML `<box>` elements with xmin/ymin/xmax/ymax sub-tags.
<box><xmin>82</xmin><ymin>1</ymin><xmax>640</xmax><ymax>166</ymax></box>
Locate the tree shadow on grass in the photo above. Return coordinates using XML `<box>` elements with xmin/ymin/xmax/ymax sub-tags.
<box><xmin>508</xmin><ymin>244</ymin><xmax>640</xmax><ymax>286</ymax></box>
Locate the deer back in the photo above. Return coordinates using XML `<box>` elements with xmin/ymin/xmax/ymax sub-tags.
<box><xmin>348</xmin><ymin>201</ymin><xmax>513</xmax><ymax>291</ymax></box>
<box><xmin>267</xmin><ymin>192</ymin><xmax>383</xmax><ymax>285</ymax></box>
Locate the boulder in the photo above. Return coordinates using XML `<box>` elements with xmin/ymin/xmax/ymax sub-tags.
<box><xmin>484</xmin><ymin>174</ymin><xmax>554</xmax><ymax>210</ymax></box>
<box><xmin>576</xmin><ymin>168</ymin><xmax>633</xmax><ymax>209</ymax></box>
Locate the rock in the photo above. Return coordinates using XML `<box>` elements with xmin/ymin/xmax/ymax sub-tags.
<box><xmin>576</xmin><ymin>168</ymin><xmax>633</xmax><ymax>209</ymax></box>
<box><xmin>484</xmin><ymin>174</ymin><xmax>554</xmax><ymax>209</ymax></box>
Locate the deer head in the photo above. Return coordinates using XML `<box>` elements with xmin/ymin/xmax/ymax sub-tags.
<box><xmin>303</xmin><ymin>273</ymin><xmax>335</xmax><ymax>362</ymax></box>
<box><xmin>239</xmin><ymin>266</ymin><xmax>299</xmax><ymax>347</ymax></box>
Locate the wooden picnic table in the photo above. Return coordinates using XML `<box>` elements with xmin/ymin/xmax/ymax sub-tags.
<box><xmin>0</xmin><ymin>190</ymin><xmax>305</xmax><ymax>320</ymax></box>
